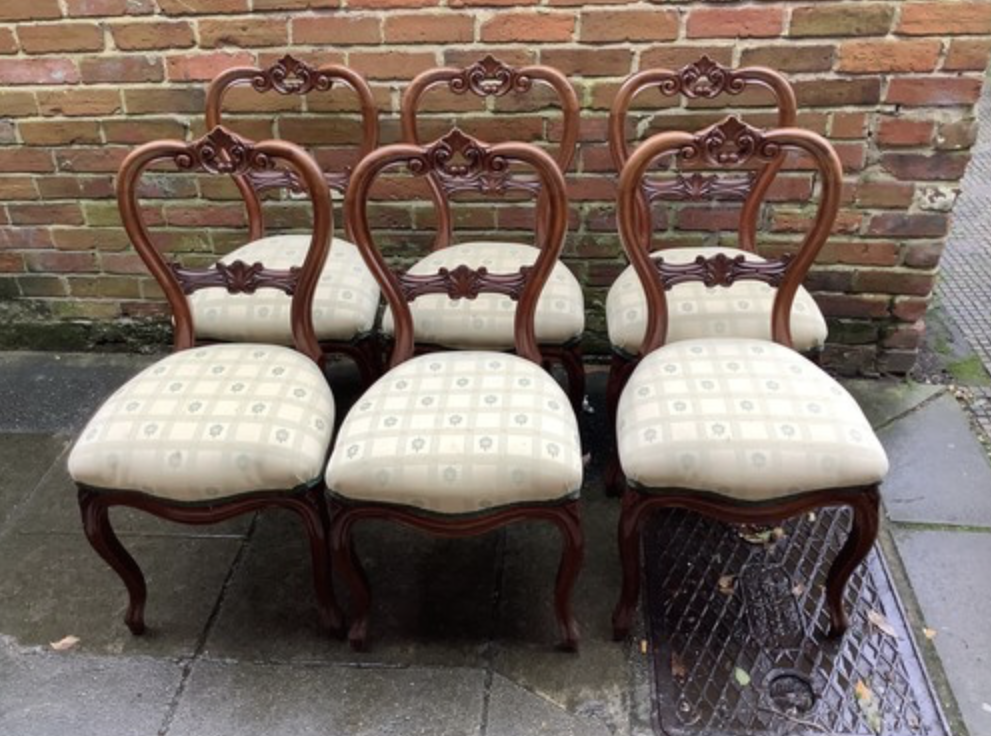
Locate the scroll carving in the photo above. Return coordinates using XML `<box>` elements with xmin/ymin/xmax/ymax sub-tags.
<box><xmin>173</xmin><ymin>128</ymin><xmax>276</xmax><ymax>176</ymax></box>
<box><xmin>449</xmin><ymin>55</ymin><xmax>533</xmax><ymax>97</ymax></box>
<box><xmin>643</xmin><ymin>172</ymin><xmax>755</xmax><ymax>202</ymax></box>
<box><xmin>657</xmin><ymin>55</ymin><xmax>747</xmax><ymax>99</ymax></box>
<box><xmin>169</xmin><ymin>260</ymin><xmax>301</xmax><ymax>295</ymax></box>
<box><xmin>250</xmin><ymin>55</ymin><xmax>335</xmax><ymax>95</ymax></box>
<box><xmin>654</xmin><ymin>252</ymin><xmax>792</xmax><ymax>289</ymax></box>
<box><xmin>677</xmin><ymin>117</ymin><xmax>782</xmax><ymax>167</ymax></box>
<box><xmin>398</xmin><ymin>264</ymin><xmax>531</xmax><ymax>302</ymax></box>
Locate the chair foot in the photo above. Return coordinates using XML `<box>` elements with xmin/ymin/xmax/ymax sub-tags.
<box><xmin>78</xmin><ymin>488</ymin><xmax>148</xmax><ymax>636</ymax></box>
<box><xmin>612</xmin><ymin>489</ymin><xmax>647</xmax><ymax>641</ymax></box>
<box><xmin>825</xmin><ymin>486</ymin><xmax>880</xmax><ymax>637</ymax></box>
<box><xmin>551</xmin><ymin>501</ymin><xmax>583</xmax><ymax>652</ymax></box>
<box><xmin>288</xmin><ymin>487</ymin><xmax>345</xmax><ymax>637</ymax></box>
<box><xmin>329</xmin><ymin>502</ymin><xmax>372</xmax><ymax>650</ymax></box>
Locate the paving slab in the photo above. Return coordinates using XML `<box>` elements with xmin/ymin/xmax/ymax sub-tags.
<box><xmin>893</xmin><ymin>528</ymin><xmax>991</xmax><ymax>736</ymax></box>
<box><xmin>0</xmin><ymin>434</ymin><xmax>67</xmax><ymax>530</ymax></box>
<box><xmin>486</xmin><ymin>674</ymin><xmax>611</xmax><ymax>736</ymax></box>
<box><xmin>167</xmin><ymin>660</ymin><xmax>486</xmax><ymax>736</ymax></box>
<box><xmin>0</xmin><ymin>640</ymin><xmax>181</xmax><ymax>736</ymax></box>
<box><xmin>205</xmin><ymin>511</ymin><xmax>498</xmax><ymax>667</ymax></box>
<box><xmin>0</xmin><ymin>352</ymin><xmax>155</xmax><ymax>434</ymax></box>
<box><xmin>841</xmin><ymin>378</ymin><xmax>944</xmax><ymax>430</ymax></box>
<box><xmin>0</xmin><ymin>530</ymin><xmax>241</xmax><ymax>657</ymax></box>
<box><xmin>878</xmin><ymin>394</ymin><xmax>991</xmax><ymax>527</ymax></box>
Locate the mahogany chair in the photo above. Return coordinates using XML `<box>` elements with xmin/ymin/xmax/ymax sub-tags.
<box><xmin>327</xmin><ymin>129</ymin><xmax>584</xmax><ymax>651</ymax></box>
<box><xmin>609</xmin><ymin>118</ymin><xmax>888</xmax><ymax>642</ymax></box>
<box><xmin>605</xmin><ymin>56</ymin><xmax>828</xmax><ymax>425</ymax></box>
<box><xmin>68</xmin><ymin>127</ymin><xmax>341</xmax><ymax>635</ymax></box>
<box><xmin>198</xmin><ymin>55</ymin><xmax>382</xmax><ymax>386</ymax></box>
<box><xmin>386</xmin><ymin>56</ymin><xmax>586</xmax><ymax>410</ymax></box>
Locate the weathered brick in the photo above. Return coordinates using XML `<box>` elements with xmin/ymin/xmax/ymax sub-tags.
<box><xmin>0</xmin><ymin>28</ymin><xmax>18</xmax><ymax>54</ymax></box>
<box><xmin>157</xmin><ymin>0</ymin><xmax>247</xmax><ymax>14</ymax></box>
<box><xmin>17</xmin><ymin>275</ymin><xmax>67</xmax><ymax>297</ymax></box>
<box><xmin>37</xmin><ymin>175</ymin><xmax>116</xmax><ymax>199</ymax></box>
<box><xmin>897</xmin><ymin>2</ymin><xmax>991</xmax><ymax>36</ymax></box>
<box><xmin>581</xmin><ymin>9</ymin><xmax>678</xmax><ymax>42</ymax></box>
<box><xmin>893</xmin><ymin>297</ymin><xmax>929</xmax><ymax>322</ymax></box>
<box><xmin>867</xmin><ymin>213</ymin><xmax>948</xmax><ymax>238</ymax></box>
<box><xmin>0</xmin><ymin>227</ymin><xmax>54</xmax><ymax>250</ymax></box>
<box><xmin>837</xmin><ymin>40</ymin><xmax>941</xmax><ymax>73</ymax></box>
<box><xmin>856</xmin><ymin>180</ymin><xmax>915</xmax><ymax>209</ymax></box>
<box><xmin>790</xmin><ymin>4</ymin><xmax>894</xmax><ymax>37</ymax></box>
<box><xmin>0</xmin><ymin>149</ymin><xmax>56</xmax><ymax>173</ymax></box>
<box><xmin>166</xmin><ymin>51</ymin><xmax>255</xmax><ymax>82</ymax></box>
<box><xmin>9</xmin><ymin>202</ymin><xmax>85</xmax><ymax>226</ymax></box>
<box><xmin>936</xmin><ymin>120</ymin><xmax>979</xmax><ymax>151</ymax></box>
<box><xmin>0</xmin><ymin>176</ymin><xmax>39</xmax><ymax>200</ymax></box>
<box><xmin>65</xmin><ymin>0</ymin><xmax>154</xmax><ymax>16</ymax></box>
<box><xmin>292</xmin><ymin>16</ymin><xmax>381</xmax><ymax>44</ymax></box>
<box><xmin>56</xmin><ymin>147</ymin><xmax>130</xmax><ymax>173</ymax></box>
<box><xmin>831</xmin><ymin>112</ymin><xmax>868</xmax><ymax>139</ymax></box>
<box><xmin>111</xmin><ymin>21</ymin><xmax>194</xmax><ymax>50</ymax></box>
<box><xmin>0</xmin><ymin>92</ymin><xmax>39</xmax><ymax>117</ymax></box>
<box><xmin>0</xmin><ymin>0</ymin><xmax>61</xmax><ymax>21</ymax></box>
<box><xmin>17</xmin><ymin>22</ymin><xmax>104</xmax><ymax>54</ymax></box>
<box><xmin>0</xmin><ymin>253</ymin><xmax>26</xmax><ymax>273</ymax></box>
<box><xmin>0</xmin><ymin>58</ymin><xmax>79</xmax><ymax>85</ymax></box>
<box><xmin>52</xmin><ymin>227</ymin><xmax>129</xmax><ymax>252</ymax></box>
<box><xmin>902</xmin><ymin>241</ymin><xmax>944</xmax><ymax>269</ymax></box>
<box><xmin>687</xmin><ymin>7</ymin><xmax>785</xmax><ymax>38</ymax></box>
<box><xmin>877</xmin><ymin>117</ymin><xmax>934</xmax><ymax>147</ymax></box>
<box><xmin>199</xmin><ymin>18</ymin><xmax>290</xmax><ymax>47</ymax></box>
<box><xmin>540</xmin><ymin>47</ymin><xmax>632</xmax><ymax>76</ymax></box>
<box><xmin>853</xmin><ymin>269</ymin><xmax>936</xmax><ymax>297</ymax></box>
<box><xmin>886</xmin><ymin>77</ymin><xmax>983</xmax><ymax>107</ymax></box>
<box><xmin>124</xmin><ymin>87</ymin><xmax>205</xmax><ymax>114</ymax></box>
<box><xmin>943</xmin><ymin>39</ymin><xmax>991</xmax><ymax>72</ymax></box>
<box><xmin>740</xmin><ymin>45</ymin><xmax>834</xmax><ymax>73</ymax></box>
<box><xmin>481</xmin><ymin>13</ymin><xmax>575</xmax><ymax>43</ymax></box>
<box><xmin>103</xmin><ymin>118</ymin><xmax>187</xmax><ymax>144</ymax></box>
<box><xmin>349</xmin><ymin>51</ymin><xmax>438</xmax><ymax>80</ymax></box>
<box><xmin>383</xmin><ymin>13</ymin><xmax>474</xmax><ymax>43</ymax></box>
<box><xmin>37</xmin><ymin>88</ymin><xmax>122</xmax><ymax>116</ymax></box>
<box><xmin>25</xmin><ymin>251</ymin><xmax>97</xmax><ymax>275</ymax></box>
<box><xmin>794</xmin><ymin>78</ymin><xmax>881</xmax><ymax>107</ymax></box>
<box><xmin>19</xmin><ymin>120</ymin><xmax>103</xmax><ymax>146</ymax></box>
<box><xmin>639</xmin><ymin>46</ymin><xmax>734</xmax><ymax>71</ymax></box>
<box><xmin>80</xmin><ymin>56</ymin><xmax>164</xmax><ymax>83</ymax></box>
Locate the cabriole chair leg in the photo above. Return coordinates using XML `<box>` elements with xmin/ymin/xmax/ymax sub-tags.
<box><xmin>825</xmin><ymin>485</ymin><xmax>881</xmax><ymax>637</ymax></box>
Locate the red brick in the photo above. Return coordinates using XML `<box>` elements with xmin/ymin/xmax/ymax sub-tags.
<box><xmin>794</xmin><ymin>79</ymin><xmax>881</xmax><ymax>107</ymax></box>
<box><xmin>101</xmin><ymin>253</ymin><xmax>153</xmax><ymax>275</ymax></box>
<box><xmin>0</xmin><ymin>28</ymin><xmax>17</xmax><ymax>54</ymax></box>
<box><xmin>349</xmin><ymin>51</ymin><xmax>437</xmax><ymax>80</ymax></box>
<box><xmin>740</xmin><ymin>45</ymin><xmax>834</xmax><ymax>73</ymax></box>
<box><xmin>0</xmin><ymin>149</ymin><xmax>56</xmax><ymax>173</ymax></box>
<box><xmin>892</xmin><ymin>297</ymin><xmax>928</xmax><ymax>322</ymax></box>
<box><xmin>831</xmin><ymin>112</ymin><xmax>867</xmax><ymax>139</ymax></box>
<box><xmin>687</xmin><ymin>7</ymin><xmax>785</xmax><ymax>39</ymax></box>
<box><xmin>253</xmin><ymin>0</ymin><xmax>338</xmax><ymax>7</ymax></box>
<box><xmin>450</xmin><ymin>0</ymin><xmax>534</xmax><ymax>6</ymax></box>
<box><xmin>0</xmin><ymin>176</ymin><xmax>39</xmax><ymax>200</ymax></box>
<box><xmin>944</xmin><ymin>39</ymin><xmax>991</xmax><ymax>72</ymax></box>
<box><xmin>17</xmin><ymin>22</ymin><xmax>104</xmax><ymax>53</ymax></box>
<box><xmin>25</xmin><ymin>251</ymin><xmax>97</xmax><ymax>273</ymax></box>
<box><xmin>837</xmin><ymin>40</ymin><xmax>941</xmax><ymax>73</ymax></box>
<box><xmin>853</xmin><ymin>269</ymin><xmax>935</xmax><ymax>297</ymax></box>
<box><xmin>199</xmin><ymin>18</ymin><xmax>290</xmax><ymax>47</ymax></box>
<box><xmin>53</xmin><ymin>227</ymin><xmax>130</xmax><ymax>252</ymax></box>
<box><xmin>886</xmin><ymin>77</ymin><xmax>983</xmax><ymax>107</ymax></box>
<box><xmin>158</xmin><ymin>0</ymin><xmax>247</xmax><ymax>14</ymax></box>
<box><xmin>898</xmin><ymin>2</ymin><xmax>991</xmax><ymax>35</ymax></box>
<box><xmin>540</xmin><ymin>48</ymin><xmax>631</xmax><ymax>77</ymax></box>
<box><xmin>0</xmin><ymin>58</ymin><xmax>79</xmax><ymax>85</ymax></box>
<box><xmin>0</xmin><ymin>92</ymin><xmax>39</xmax><ymax>117</ymax></box>
<box><xmin>80</xmin><ymin>56</ymin><xmax>164</xmax><ymax>83</ymax></box>
<box><xmin>166</xmin><ymin>52</ymin><xmax>255</xmax><ymax>82</ymax></box>
<box><xmin>0</xmin><ymin>227</ymin><xmax>54</xmax><ymax>250</ymax></box>
<box><xmin>877</xmin><ymin>117</ymin><xmax>934</xmax><ymax>147</ymax></box>
<box><xmin>0</xmin><ymin>253</ymin><xmax>25</xmax><ymax>273</ymax></box>
<box><xmin>867</xmin><ymin>213</ymin><xmax>948</xmax><ymax>238</ymax></box>
<box><xmin>383</xmin><ymin>13</ymin><xmax>474</xmax><ymax>43</ymax></box>
<box><xmin>111</xmin><ymin>21</ymin><xmax>195</xmax><ymax>50</ymax></box>
<box><xmin>9</xmin><ymin>202</ymin><xmax>85</xmax><ymax>226</ymax></box>
<box><xmin>580</xmin><ymin>9</ymin><xmax>678</xmax><ymax>42</ymax></box>
<box><xmin>856</xmin><ymin>180</ymin><xmax>915</xmax><ymax>209</ymax></box>
<box><xmin>19</xmin><ymin>120</ymin><xmax>103</xmax><ymax>146</ymax></box>
<box><xmin>481</xmin><ymin>13</ymin><xmax>575</xmax><ymax>43</ymax></box>
<box><xmin>37</xmin><ymin>89</ymin><xmax>122</xmax><ymax>116</ymax></box>
<box><xmin>902</xmin><ymin>242</ymin><xmax>944</xmax><ymax>269</ymax></box>
<box><xmin>103</xmin><ymin>118</ymin><xmax>187</xmax><ymax>144</ymax></box>
<box><xmin>37</xmin><ymin>175</ymin><xmax>116</xmax><ymax>199</ymax></box>
<box><xmin>0</xmin><ymin>0</ymin><xmax>61</xmax><ymax>21</ymax></box>
<box><xmin>123</xmin><ymin>87</ymin><xmax>205</xmax><ymax>114</ymax></box>
<box><xmin>292</xmin><ymin>16</ymin><xmax>381</xmax><ymax>44</ymax></box>
<box><xmin>639</xmin><ymin>46</ymin><xmax>734</xmax><ymax>72</ymax></box>
<box><xmin>881</xmin><ymin>153</ymin><xmax>970</xmax><ymax>182</ymax></box>
<box><xmin>65</xmin><ymin>0</ymin><xmax>154</xmax><ymax>15</ymax></box>
<box><xmin>789</xmin><ymin>4</ymin><xmax>894</xmax><ymax>37</ymax></box>
<box><xmin>56</xmin><ymin>147</ymin><xmax>131</xmax><ymax>173</ymax></box>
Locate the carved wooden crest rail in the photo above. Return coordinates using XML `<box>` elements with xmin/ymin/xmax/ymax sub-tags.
<box><xmin>448</xmin><ymin>54</ymin><xmax>534</xmax><ymax>97</ymax></box>
<box><xmin>653</xmin><ymin>252</ymin><xmax>793</xmax><ymax>290</ymax></box>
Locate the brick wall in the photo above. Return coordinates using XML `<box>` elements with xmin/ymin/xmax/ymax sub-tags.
<box><xmin>0</xmin><ymin>1</ymin><xmax>989</xmax><ymax>372</ymax></box>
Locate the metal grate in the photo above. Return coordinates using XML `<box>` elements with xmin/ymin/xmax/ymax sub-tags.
<box><xmin>643</xmin><ymin>508</ymin><xmax>950</xmax><ymax>736</ymax></box>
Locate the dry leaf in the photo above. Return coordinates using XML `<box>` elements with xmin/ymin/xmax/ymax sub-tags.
<box><xmin>923</xmin><ymin>627</ymin><xmax>937</xmax><ymax>640</ymax></box>
<box><xmin>807</xmin><ymin>512</ymin><xmax>817</xmax><ymax>523</ymax></box>
<box><xmin>733</xmin><ymin>667</ymin><xmax>751</xmax><ymax>687</ymax></box>
<box><xmin>772</xmin><ymin>527</ymin><xmax>786</xmax><ymax>541</ymax></box>
<box><xmin>50</xmin><ymin>635</ymin><xmax>80</xmax><ymax>651</ymax></box>
<box><xmin>868</xmin><ymin>609</ymin><xmax>899</xmax><ymax>639</ymax></box>
<box><xmin>670</xmin><ymin>651</ymin><xmax>687</xmax><ymax>680</ymax></box>
<box><xmin>739</xmin><ymin>526</ymin><xmax>773</xmax><ymax>545</ymax></box>
<box><xmin>791</xmin><ymin>582</ymin><xmax>806</xmax><ymax>597</ymax></box>
<box><xmin>639</xmin><ymin>639</ymin><xmax>648</xmax><ymax>655</ymax></box>
<box><xmin>854</xmin><ymin>679</ymin><xmax>883</xmax><ymax>734</ymax></box>
<box><xmin>718</xmin><ymin>574</ymin><xmax>736</xmax><ymax>596</ymax></box>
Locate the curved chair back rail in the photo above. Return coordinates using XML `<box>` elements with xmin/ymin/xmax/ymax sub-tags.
<box><xmin>344</xmin><ymin>128</ymin><xmax>570</xmax><ymax>368</ymax></box>
<box><xmin>400</xmin><ymin>56</ymin><xmax>580</xmax><ymax>251</ymax></box>
<box><xmin>616</xmin><ymin>117</ymin><xmax>842</xmax><ymax>354</ymax></box>
<box><xmin>609</xmin><ymin>56</ymin><xmax>798</xmax><ymax>252</ymax></box>
<box><xmin>116</xmin><ymin>126</ymin><xmax>334</xmax><ymax>362</ymax></box>
<box><xmin>205</xmin><ymin>55</ymin><xmax>379</xmax><ymax>241</ymax></box>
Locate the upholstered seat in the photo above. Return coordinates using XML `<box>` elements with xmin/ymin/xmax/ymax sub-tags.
<box><xmin>69</xmin><ymin>344</ymin><xmax>335</xmax><ymax>502</ymax></box>
<box><xmin>380</xmin><ymin>242</ymin><xmax>585</xmax><ymax>350</ymax></box>
<box><xmin>606</xmin><ymin>246</ymin><xmax>827</xmax><ymax>354</ymax></box>
<box><xmin>188</xmin><ymin>235</ymin><xmax>380</xmax><ymax>345</ymax></box>
<box><xmin>617</xmin><ymin>337</ymin><xmax>887</xmax><ymax>500</ymax></box>
<box><xmin>326</xmin><ymin>351</ymin><xmax>582</xmax><ymax>514</ymax></box>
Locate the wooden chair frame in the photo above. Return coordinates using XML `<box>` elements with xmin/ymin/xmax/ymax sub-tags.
<box><xmin>205</xmin><ymin>55</ymin><xmax>382</xmax><ymax>386</ymax></box>
<box><xmin>77</xmin><ymin>127</ymin><xmax>342</xmax><ymax>635</ymax></box>
<box><xmin>605</xmin><ymin>56</ymin><xmax>800</xmax><ymax>432</ymax></box>
<box><xmin>609</xmin><ymin>118</ymin><xmax>880</xmax><ymax>642</ymax></box>
<box><xmin>399</xmin><ymin>56</ymin><xmax>585</xmax><ymax>410</ymax></box>
<box><xmin>331</xmin><ymin>128</ymin><xmax>584</xmax><ymax>651</ymax></box>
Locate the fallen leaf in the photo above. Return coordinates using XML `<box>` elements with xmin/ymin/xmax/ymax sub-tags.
<box><xmin>772</xmin><ymin>527</ymin><xmax>786</xmax><ymax>541</ymax></box>
<box><xmin>982</xmin><ymin>703</ymin><xmax>991</xmax><ymax>714</ymax></box>
<box><xmin>718</xmin><ymin>574</ymin><xmax>736</xmax><ymax>596</ymax></box>
<box><xmin>854</xmin><ymin>679</ymin><xmax>883</xmax><ymax>734</ymax></box>
<box><xmin>733</xmin><ymin>667</ymin><xmax>751</xmax><ymax>687</ymax></box>
<box><xmin>670</xmin><ymin>651</ymin><xmax>687</xmax><ymax>680</ymax></box>
<box><xmin>807</xmin><ymin>512</ymin><xmax>817</xmax><ymax>523</ymax></box>
<box><xmin>50</xmin><ymin>635</ymin><xmax>80</xmax><ymax>652</ymax></box>
<box><xmin>923</xmin><ymin>627</ymin><xmax>937</xmax><ymax>640</ymax></box>
<box><xmin>640</xmin><ymin>639</ymin><xmax>648</xmax><ymax>655</ymax></box>
<box><xmin>791</xmin><ymin>582</ymin><xmax>806</xmax><ymax>597</ymax></box>
<box><xmin>868</xmin><ymin>609</ymin><xmax>899</xmax><ymax>639</ymax></box>
<box><xmin>738</xmin><ymin>526</ymin><xmax>773</xmax><ymax>545</ymax></box>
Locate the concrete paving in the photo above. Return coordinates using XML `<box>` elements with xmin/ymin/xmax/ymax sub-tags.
<box><xmin>0</xmin><ymin>352</ymin><xmax>989</xmax><ymax>735</ymax></box>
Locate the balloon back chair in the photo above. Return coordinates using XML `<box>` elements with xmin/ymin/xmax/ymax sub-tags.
<box><xmin>386</xmin><ymin>56</ymin><xmax>586</xmax><ymax>410</ymax></box>
<box><xmin>198</xmin><ymin>55</ymin><xmax>382</xmax><ymax>386</ymax></box>
<box><xmin>609</xmin><ymin>117</ymin><xmax>889</xmax><ymax>642</ymax></box>
<box><xmin>327</xmin><ymin>128</ymin><xmax>585</xmax><ymax>651</ymax></box>
<box><xmin>605</xmin><ymin>56</ymin><xmax>828</xmax><ymax>425</ymax></box>
<box><xmin>68</xmin><ymin>127</ymin><xmax>341</xmax><ymax>635</ymax></box>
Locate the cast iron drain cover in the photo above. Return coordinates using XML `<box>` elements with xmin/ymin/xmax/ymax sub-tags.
<box><xmin>643</xmin><ymin>508</ymin><xmax>949</xmax><ymax>736</ymax></box>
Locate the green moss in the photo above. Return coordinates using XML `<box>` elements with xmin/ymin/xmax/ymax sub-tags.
<box><xmin>947</xmin><ymin>355</ymin><xmax>991</xmax><ymax>386</ymax></box>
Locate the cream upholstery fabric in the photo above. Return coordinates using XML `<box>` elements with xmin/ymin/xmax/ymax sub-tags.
<box><xmin>380</xmin><ymin>241</ymin><xmax>585</xmax><ymax>350</ymax></box>
<box><xmin>617</xmin><ymin>338</ymin><xmax>888</xmax><ymax>500</ymax></box>
<box><xmin>68</xmin><ymin>344</ymin><xmax>335</xmax><ymax>502</ymax></box>
<box><xmin>606</xmin><ymin>246</ymin><xmax>827</xmax><ymax>354</ymax></box>
<box><xmin>189</xmin><ymin>235</ymin><xmax>380</xmax><ymax>344</ymax></box>
<box><xmin>326</xmin><ymin>352</ymin><xmax>583</xmax><ymax>514</ymax></box>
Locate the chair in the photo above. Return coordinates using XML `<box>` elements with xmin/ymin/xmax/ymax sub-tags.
<box><xmin>605</xmin><ymin>56</ymin><xmax>828</xmax><ymax>425</ymax></box>
<box><xmin>198</xmin><ymin>55</ymin><xmax>382</xmax><ymax>386</ymax></box>
<box><xmin>383</xmin><ymin>55</ymin><xmax>586</xmax><ymax>410</ymax></box>
<box><xmin>609</xmin><ymin>117</ymin><xmax>889</xmax><ymax>642</ymax></box>
<box><xmin>68</xmin><ymin>127</ymin><xmax>341</xmax><ymax>635</ymax></box>
<box><xmin>327</xmin><ymin>128</ymin><xmax>584</xmax><ymax>651</ymax></box>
